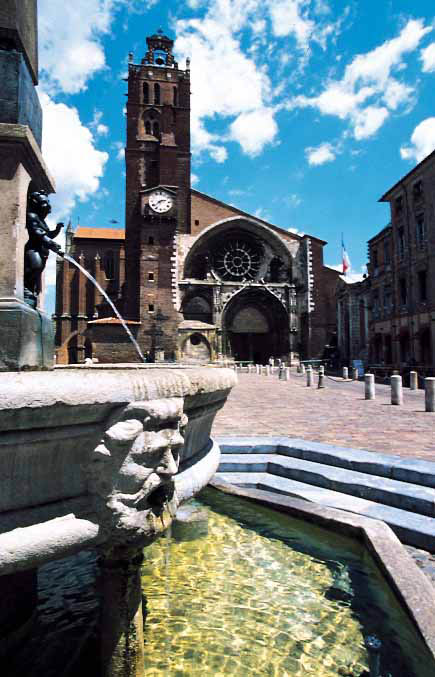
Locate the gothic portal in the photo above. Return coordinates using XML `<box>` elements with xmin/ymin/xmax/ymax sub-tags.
<box><xmin>55</xmin><ymin>30</ymin><xmax>339</xmax><ymax>365</ymax></box>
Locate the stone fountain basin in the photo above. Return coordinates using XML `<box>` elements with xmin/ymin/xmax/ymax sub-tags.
<box><xmin>0</xmin><ymin>365</ymin><xmax>237</xmax><ymax>575</ymax></box>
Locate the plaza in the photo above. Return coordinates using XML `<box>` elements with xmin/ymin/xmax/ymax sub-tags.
<box><xmin>213</xmin><ymin>370</ymin><xmax>435</xmax><ymax>461</ymax></box>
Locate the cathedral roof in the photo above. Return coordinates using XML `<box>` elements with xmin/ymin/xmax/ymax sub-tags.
<box><xmin>74</xmin><ymin>227</ymin><xmax>125</xmax><ymax>240</ymax></box>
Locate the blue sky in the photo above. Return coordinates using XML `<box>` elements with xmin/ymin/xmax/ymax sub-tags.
<box><xmin>38</xmin><ymin>1</ymin><xmax>435</xmax><ymax>311</ymax></box>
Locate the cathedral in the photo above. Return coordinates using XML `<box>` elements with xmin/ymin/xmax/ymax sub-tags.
<box><xmin>55</xmin><ymin>30</ymin><xmax>339</xmax><ymax>365</ymax></box>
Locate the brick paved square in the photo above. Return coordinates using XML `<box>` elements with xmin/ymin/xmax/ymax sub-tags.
<box><xmin>213</xmin><ymin>371</ymin><xmax>435</xmax><ymax>461</ymax></box>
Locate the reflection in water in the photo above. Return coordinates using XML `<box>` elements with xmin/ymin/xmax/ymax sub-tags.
<box><xmin>62</xmin><ymin>253</ymin><xmax>146</xmax><ymax>363</ymax></box>
<box><xmin>3</xmin><ymin>551</ymin><xmax>99</xmax><ymax>677</ymax></box>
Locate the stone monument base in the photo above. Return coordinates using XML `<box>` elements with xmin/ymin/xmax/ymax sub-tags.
<box><xmin>0</xmin><ymin>299</ymin><xmax>54</xmax><ymax>370</ymax></box>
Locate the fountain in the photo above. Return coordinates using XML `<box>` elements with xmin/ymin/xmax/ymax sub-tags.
<box><xmin>61</xmin><ymin>253</ymin><xmax>147</xmax><ymax>364</ymax></box>
<box><xmin>0</xmin><ymin>5</ymin><xmax>236</xmax><ymax>675</ymax></box>
<box><xmin>2</xmin><ymin>6</ymin><xmax>435</xmax><ymax>677</ymax></box>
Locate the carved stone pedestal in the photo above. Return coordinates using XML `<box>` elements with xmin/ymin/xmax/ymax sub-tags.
<box><xmin>99</xmin><ymin>547</ymin><xmax>145</xmax><ymax>677</ymax></box>
<box><xmin>0</xmin><ymin>124</ymin><xmax>55</xmax><ymax>370</ymax></box>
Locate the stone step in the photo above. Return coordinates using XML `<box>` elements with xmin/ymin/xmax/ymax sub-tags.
<box><xmin>216</xmin><ymin>436</ymin><xmax>435</xmax><ymax>489</ymax></box>
<box><xmin>214</xmin><ymin>471</ymin><xmax>435</xmax><ymax>551</ymax></box>
<box><xmin>219</xmin><ymin>454</ymin><xmax>435</xmax><ymax>517</ymax></box>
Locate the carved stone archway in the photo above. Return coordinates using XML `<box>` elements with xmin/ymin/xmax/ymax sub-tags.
<box><xmin>222</xmin><ymin>288</ymin><xmax>289</xmax><ymax>364</ymax></box>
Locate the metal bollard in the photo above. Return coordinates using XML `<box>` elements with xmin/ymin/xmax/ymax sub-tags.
<box><xmin>365</xmin><ymin>635</ymin><xmax>382</xmax><ymax>677</ymax></box>
<box><xmin>365</xmin><ymin>373</ymin><xmax>375</xmax><ymax>400</ymax></box>
<box><xmin>342</xmin><ymin>367</ymin><xmax>348</xmax><ymax>380</ymax></box>
<box><xmin>391</xmin><ymin>374</ymin><xmax>403</xmax><ymax>405</ymax></box>
<box><xmin>409</xmin><ymin>371</ymin><xmax>418</xmax><ymax>390</ymax></box>
<box><xmin>425</xmin><ymin>377</ymin><xmax>435</xmax><ymax>412</ymax></box>
<box><xmin>352</xmin><ymin>367</ymin><xmax>358</xmax><ymax>381</ymax></box>
<box><xmin>317</xmin><ymin>370</ymin><xmax>325</xmax><ymax>389</ymax></box>
<box><xmin>306</xmin><ymin>367</ymin><xmax>313</xmax><ymax>387</ymax></box>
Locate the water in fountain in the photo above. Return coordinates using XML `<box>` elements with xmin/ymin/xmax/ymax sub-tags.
<box><xmin>61</xmin><ymin>253</ymin><xmax>146</xmax><ymax>363</ymax></box>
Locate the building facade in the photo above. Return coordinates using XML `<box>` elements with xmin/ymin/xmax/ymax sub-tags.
<box><xmin>366</xmin><ymin>149</ymin><xmax>435</xmax><ymax>371</ymax></box>
<box><xmin>55</xmin><ymin>31</ymin><xmax>339</xmax><ymax>365</ymax></box>
<box><xmin>336</xmin><ymin>276</ymin><xmax>370</xmax><ymax>367</ymax></box>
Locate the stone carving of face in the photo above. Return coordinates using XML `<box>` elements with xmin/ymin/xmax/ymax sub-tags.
<box><xmin>89</xmin><ymin>398</ymin><xmax>187</xmax><ymax>546</ymax></box>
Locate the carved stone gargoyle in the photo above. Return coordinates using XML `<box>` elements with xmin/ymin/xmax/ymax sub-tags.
<box><xmin>87</xmin><ymin>397</ymin><xmax>188</xmax><ymax>552</ymax></box>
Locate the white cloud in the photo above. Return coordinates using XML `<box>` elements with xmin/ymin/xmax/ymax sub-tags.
<box><xmin>353</xmin><ymin>106</ymin><xmax>389</xmax><ymax>140</ymax></box>
<box><xmin>174</xmin><ymin>0</ymin><xmax>339</xmax><ymax>162</ymax></box>
<box><xmin>254</xmin><ymin>207</ymin><xmax>271</xmax><ymax>221</ymax></box>
<box><xmin>230</xmin><ymin>108</ymin><xmax>278</xmax><ymax>156</ymax></box>
<box><xmin>421</xmin><ymin>43</ymin><xmax>435</xmax><ymax>72</ymax></box>
<box><xmin>175</xmin><ymin>9</ymin><xmax>273</xmax><ymax>160</ymax></box>
<box><xmin>290</xmin><ymin>19</ymin><xmax>432</xmax><ymax>140</ymax></box>
<box><xmin>38</xmin><ymin>0</ymin><xmax>118</xmax><ymax>93</ymax></box>
<box><xmin>40</xmin><ymin>91</ymin><xmax>108</xmax><ymax>219</ymax></box>
<box><xmin>287</xmin><ymin>226</ymin><xmax>305</xmax><ymax>236</ymax></box>
<box><xmin>191</xmin><ymin>173</ymin><xmax>199</xmax><ymax>185</ymax></box>
<box><xmin>305</xmin><ymin>142</ymin><xmax>335</xmax><ymax>165</ymax></box>
<box><xmin>112</xmin><ymin>141</ymin><xmax>125</xmax><ymax>160</ymax></box>
<box><xmin>400</xmin><ymin>117</ymin><xmax>435</xmax><ymax>163</ymax></box>
<box><xmin>269</xmin><ymin>0</ymin><xmax>315</xmax><ymax>46</ymax></box>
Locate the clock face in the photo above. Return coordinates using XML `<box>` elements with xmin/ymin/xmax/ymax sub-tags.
<box><xmin>149</xmin><ymin>190</ymin><xmax>173</xmax><ymax>213</ymax></box>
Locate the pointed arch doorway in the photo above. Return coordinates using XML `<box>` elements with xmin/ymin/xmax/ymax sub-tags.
<box><xmin>223</xmin><ymin>289</ymin><xmax>289</xmax><ymax>364</ymax></box>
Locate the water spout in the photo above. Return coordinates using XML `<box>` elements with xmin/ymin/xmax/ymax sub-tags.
<box><xmin>61</xmin><ymin>253</ymin><xmax>146</xmax><ymax>364</ymax></box>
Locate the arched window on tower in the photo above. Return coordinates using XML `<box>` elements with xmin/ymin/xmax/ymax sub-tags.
<box><xmin>173</xmin><ymin>87</ymin><xmax>178</xmax><ymax>106</ymax></box>
<box><xmin>145</xmin><ymin>120</ymin><xmax>151</xmax><ymax>135</ymax></box>
<box><xmin>153</xmin><ymin>121</ymin><xmax>160</xmax><ymax>138</ymax></box>
<box><xmin>103</xmin><ymin>250</ymin><xmax>115</xmax><ymax>280</ymax></box>
<box><xmin>143</xmin><ymin>82</ymin><xmax>149</xmax><ymax>104</ymax></box>
<box><xmin>154</xmin><ymin>83</ymin><xmax>160</xmax><ymax>104</ymax></box>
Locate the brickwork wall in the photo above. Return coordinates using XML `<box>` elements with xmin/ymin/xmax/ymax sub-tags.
<box><xmin>370</xmin><ymin>151</ymin><xmax>435</xmax><ymax>367</ymax></box>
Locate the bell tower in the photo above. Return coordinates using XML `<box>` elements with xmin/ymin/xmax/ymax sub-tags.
<box><xmin>124</xmin><ymin>30</ymin><xmax>191</xmax><ymax>357</ymax></box>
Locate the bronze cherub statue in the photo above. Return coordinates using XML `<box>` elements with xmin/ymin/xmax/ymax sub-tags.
<box><xmin>24</xmin><ymin>191</ymin><xmax>64</xmax><ymax>307</ymax></box>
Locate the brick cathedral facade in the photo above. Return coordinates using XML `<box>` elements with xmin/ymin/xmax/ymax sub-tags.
<box><xmin>55</xmin><ymin>31</ymin><xmax>339</xmax><ymax>365</ymax></box>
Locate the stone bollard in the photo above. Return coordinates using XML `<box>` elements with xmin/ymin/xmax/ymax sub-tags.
<box><xmin>266</xmin><ymin>365</ymin><xmax>271</xmax><ymax>376</ymax></box>
<box><xmin>425</xmin><ymin>378</ymin><xmax>435</xmax><ymax>412</ymax></box>
<box><xmin>365</xmin><ymin>373</ymin><xmax>375</xmax><ymax>400</ymax></box>
<box><xmin>256</xmin><ymin>364</ymin><xmax>260</xmax><ymax>375</ymax></box>
<box><xmin>342</xmin><ymin>367</ymin><xmax>348</xmax><ymax>380</ymax></box>
<box><xmin>317</xmin><ymin>370</ymin><xmax>325</xmax><ymax>388</ymax></box>
<box><xmin>409</xmin><ymin>371</ymin><xmax>418</xmax><ymax>390</ymax></box>
<box><xmin>247</xmin><ymin>364</ymin><xmax>252</xmax><ymax>374</ymax></box>
<box><xmin>306</xmin><ymin>367</ymin><xmax>313</xmax><ymax>387</ymax></box>
<box><xmin>285</xmin><ymin>367</ymin><xmax>290</xmax><ymax>381</ymax></box>
<box><xmin>391</xmin><ymin>374</ymin><xmax>403</xmax><ymax>405</ymax></box>
<box><xmin>352</xmin><ymin>367</ymin><xmax>358</xmax><ymax>381</ymax></box>
<box><xmin>300</xmin><ymin>364</ymin><xmax>306</xmax><ymax>375</ymax></box>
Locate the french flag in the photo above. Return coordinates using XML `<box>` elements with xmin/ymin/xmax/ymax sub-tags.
<box><xmin>342</xmin><ymin>236</ymin><xmax>350</xmax><ymax>275</ymax></box>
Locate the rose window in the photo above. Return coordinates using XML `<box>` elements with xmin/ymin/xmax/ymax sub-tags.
<box><xmin>213</xmin><ymin>238</ymin><xmax>262</xmax><ymax>281</ymax></box>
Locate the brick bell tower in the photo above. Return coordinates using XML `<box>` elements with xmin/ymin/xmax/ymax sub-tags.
<box><xmin>124</xmin><ymin>30</ymin><xmax>191</xmax><ymax>359</ymax></box>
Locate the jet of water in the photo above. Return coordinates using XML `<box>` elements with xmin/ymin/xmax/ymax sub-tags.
<box><xmin>61</xmin><ymin>253</ymin><xmax>146</xmax><ymax>364</ymax></box>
